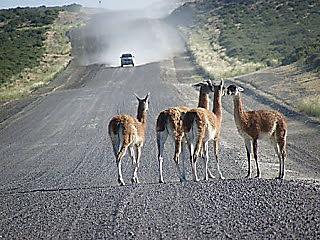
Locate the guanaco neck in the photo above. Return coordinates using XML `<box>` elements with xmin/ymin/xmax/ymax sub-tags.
<box><xmin>137</xmin><ymin>105</ymin><xmax>147</xmax><ymax>125</ymax></box>
<box><xmin>198</xmin><ymin>88</ymin><xmax>210</xmax><ymax>109</ymax></box>
<box><xmin>213</xmin><ymin>91</ymin><xmax>222</xmax><ymax>119</ymax></box>
<box><xmin>233</xmin><ymin>94</ymin><xmax>247</xmax><ymax>127</ymax></box>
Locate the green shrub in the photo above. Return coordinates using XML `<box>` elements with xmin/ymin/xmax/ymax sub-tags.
<box><xmin>214</xmin><ymin>0</ymin><xmax>320</xmax><ymax>70</ymax></box>
<box><xmin>0</xmin><ymin>4</ymin><xmax>81</xmax><ymax>87</ymax></box>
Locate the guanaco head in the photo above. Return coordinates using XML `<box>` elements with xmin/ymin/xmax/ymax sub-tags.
<box><xmin>193</xmin><ymin>79</ymin><xmax>214</xmax><ymax>93</ymax></box>
<box><xmin>226</xmin><ymin>84</ymin><xmax>244</xmax><ymax>96</ymax></box>
<box><xmin>213</xmin><ymin>80</ymin><xmax>225</xmax><ymax>96</ymax></box>
<box><xmin>135</xmin><ymin>92</ymin><xmax>150</xmax><ymax>112</ymax></box>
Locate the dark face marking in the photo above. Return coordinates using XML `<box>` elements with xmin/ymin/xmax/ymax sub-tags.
<box><xmin>227</xmin><ymin>85</ymin><xmax>238</xmax><ymax>95</ymax></box>
<box><xmin>136</xmin><ymin>93</ymin><xmax>150</xmax><ymax>112</ymax></box>
<box><xmin>193</xmin><ymin>80</ymin><xmax>214</xmax><ymax>94</ymax></box>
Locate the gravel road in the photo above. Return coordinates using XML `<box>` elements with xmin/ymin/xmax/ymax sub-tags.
<box><xmin>0</xmin><ymin>12</ymin><xmax>320</xmax><ymax>239</ymax></box>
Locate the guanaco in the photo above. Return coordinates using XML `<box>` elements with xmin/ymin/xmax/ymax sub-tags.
<box><xmin>156</xmin><ymin>80</ymin><xmax>215</xmax><ymax>183</ymax></box>
<box><xmin>183</xmin><ymin>80</ymin><xmax>225</xmax><ymax>181</ymax></box>
<box><xmin>156</xmin><ymin>79</ymin><xmax>213</xmax><ymax>183</ymax></box>
<box><xmin>108</xmin><ymin>93</ymin><xmax>150</xmax><ymax>185</ymax></box>
<box><xmin>227</xmin><ymin>84</ymin><xmax>287</xmax><ymax>179</ymax></box>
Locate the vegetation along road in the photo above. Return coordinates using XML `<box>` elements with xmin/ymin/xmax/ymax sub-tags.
<box><xmin>0</xmin><ymin>1</ymin><xmax>319</xmax><ymax>239</ymax></box>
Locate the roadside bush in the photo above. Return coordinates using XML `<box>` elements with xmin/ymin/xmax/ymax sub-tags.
<box><xmin>0</xmin><ymin>4</ymin><xmax>81</xmax><ymax>86</ymax></box>
<box><xmin>215</xmin><ymin>0</ymin><xmax>320</xmax><ymax>70</ymax></box>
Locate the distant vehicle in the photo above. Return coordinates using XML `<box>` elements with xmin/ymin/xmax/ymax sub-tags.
<box><xmin>120</xmin><ymin>53</ymin><xmax>134</xmax><ymax>67</ymax></box>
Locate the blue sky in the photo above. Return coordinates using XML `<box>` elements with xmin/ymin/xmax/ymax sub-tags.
<box><xmin>0</xmin><ymin>0</ymin><xmax>160</xmax><ymax>10</ymax></box>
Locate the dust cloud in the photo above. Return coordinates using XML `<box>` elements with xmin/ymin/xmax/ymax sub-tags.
<box><xmin>73</xmin><ymin>1</ymin><xmax>186</xmax><ymax>67</ymax></box>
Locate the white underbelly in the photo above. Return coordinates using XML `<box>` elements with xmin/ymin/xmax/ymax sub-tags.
<box><xmin>205</xmin><ymin>120</ymin><xmax>216</xmax><ymax>141</ymax></box>
<box><xmin>129</xmin><ymin>126</ymin><xmax>142</xmax><ymax>145</ymax></box>
<box><xmin>132</xmin><ymin>134</ymin><xmax>143</xmax><ymax>145</ymax></box>
<box><xmin>207</xmin><ymin>126</ymin><xmax>216</xmax><ymax>140</ymax></box>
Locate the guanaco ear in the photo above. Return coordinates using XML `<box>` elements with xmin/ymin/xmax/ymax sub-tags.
<box><xmin>219</xmin><ymin>80</ymin><xmax>224</xmax><ymax>91</ymax></box>
<box><xmin>193</xmin><ymin>82</ymin><xmax>206</xmax><ymax>88</ymax></box>
<box><xmin>144</xmin><ymin>92</ymin><xmax>150</xmax><ymax>101</ymax></box>
<box><xmin>237</xmin><ymin>87</ymin><xmax>244</xmax><ymax>92</ymax></box>
<box><xmin>206</xmin><ymin>79</ymin><xmax>215</xmax><ymax>89</ymax></box>
<box><xmin>134</xmin><ymin>93</ymin><xmax>141</xmax><ymax>101</ymax></box>
<box><xmin>205</xmin><ymin>79</ymin><xmax>213</xmax><ymax>85</ymax></box>
<box><xmin>222</xmin><ymin>86</ymin><xmax>227</xmax><ymax>94</ymax></box>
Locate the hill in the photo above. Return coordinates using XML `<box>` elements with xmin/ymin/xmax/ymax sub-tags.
<box><xmin>167</xmin><ymin>0</ymin><xmax>320</xmax><ymax>118</ymax></box>
<box><xmin>0</xmin><ymin>4</ymin><xmax>83</xmax><ymax>101</ymax></box>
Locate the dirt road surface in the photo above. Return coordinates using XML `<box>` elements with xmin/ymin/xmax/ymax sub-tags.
<box><xmin>0</xmin><ymin>12</ymin><xmax>320</xmax><ymax>239</ymax></box>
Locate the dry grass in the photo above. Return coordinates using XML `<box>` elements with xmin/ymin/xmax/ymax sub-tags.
<box><xmin>181</xmin><ymin>22</ymin><xmax>264</xmax><ymax>79</ymax></box>
<box><xmin>180</xmin><ymin>13</ymin><xmax>320</xmax><ymax>121</ymax></box>
<box><xmin>271</xmin><ymin>65</ymin><xmax>320</xmax><ymax>117</ymax></box>
<box><xmin>297</xmin><ymin>95</ymin><xmax>320</xmax><ymax>118</ymax></box>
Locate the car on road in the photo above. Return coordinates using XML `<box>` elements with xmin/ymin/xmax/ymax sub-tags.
<box><xmin>120</xmin><ymin>53</ymin><xmax>134</xmax><ymax>67</ymax></box>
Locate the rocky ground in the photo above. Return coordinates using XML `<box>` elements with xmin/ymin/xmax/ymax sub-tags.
<box><xmin>0</xmin><ymin>10</ymin><xmax>319</xmax><ymax>239</ymax></box>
